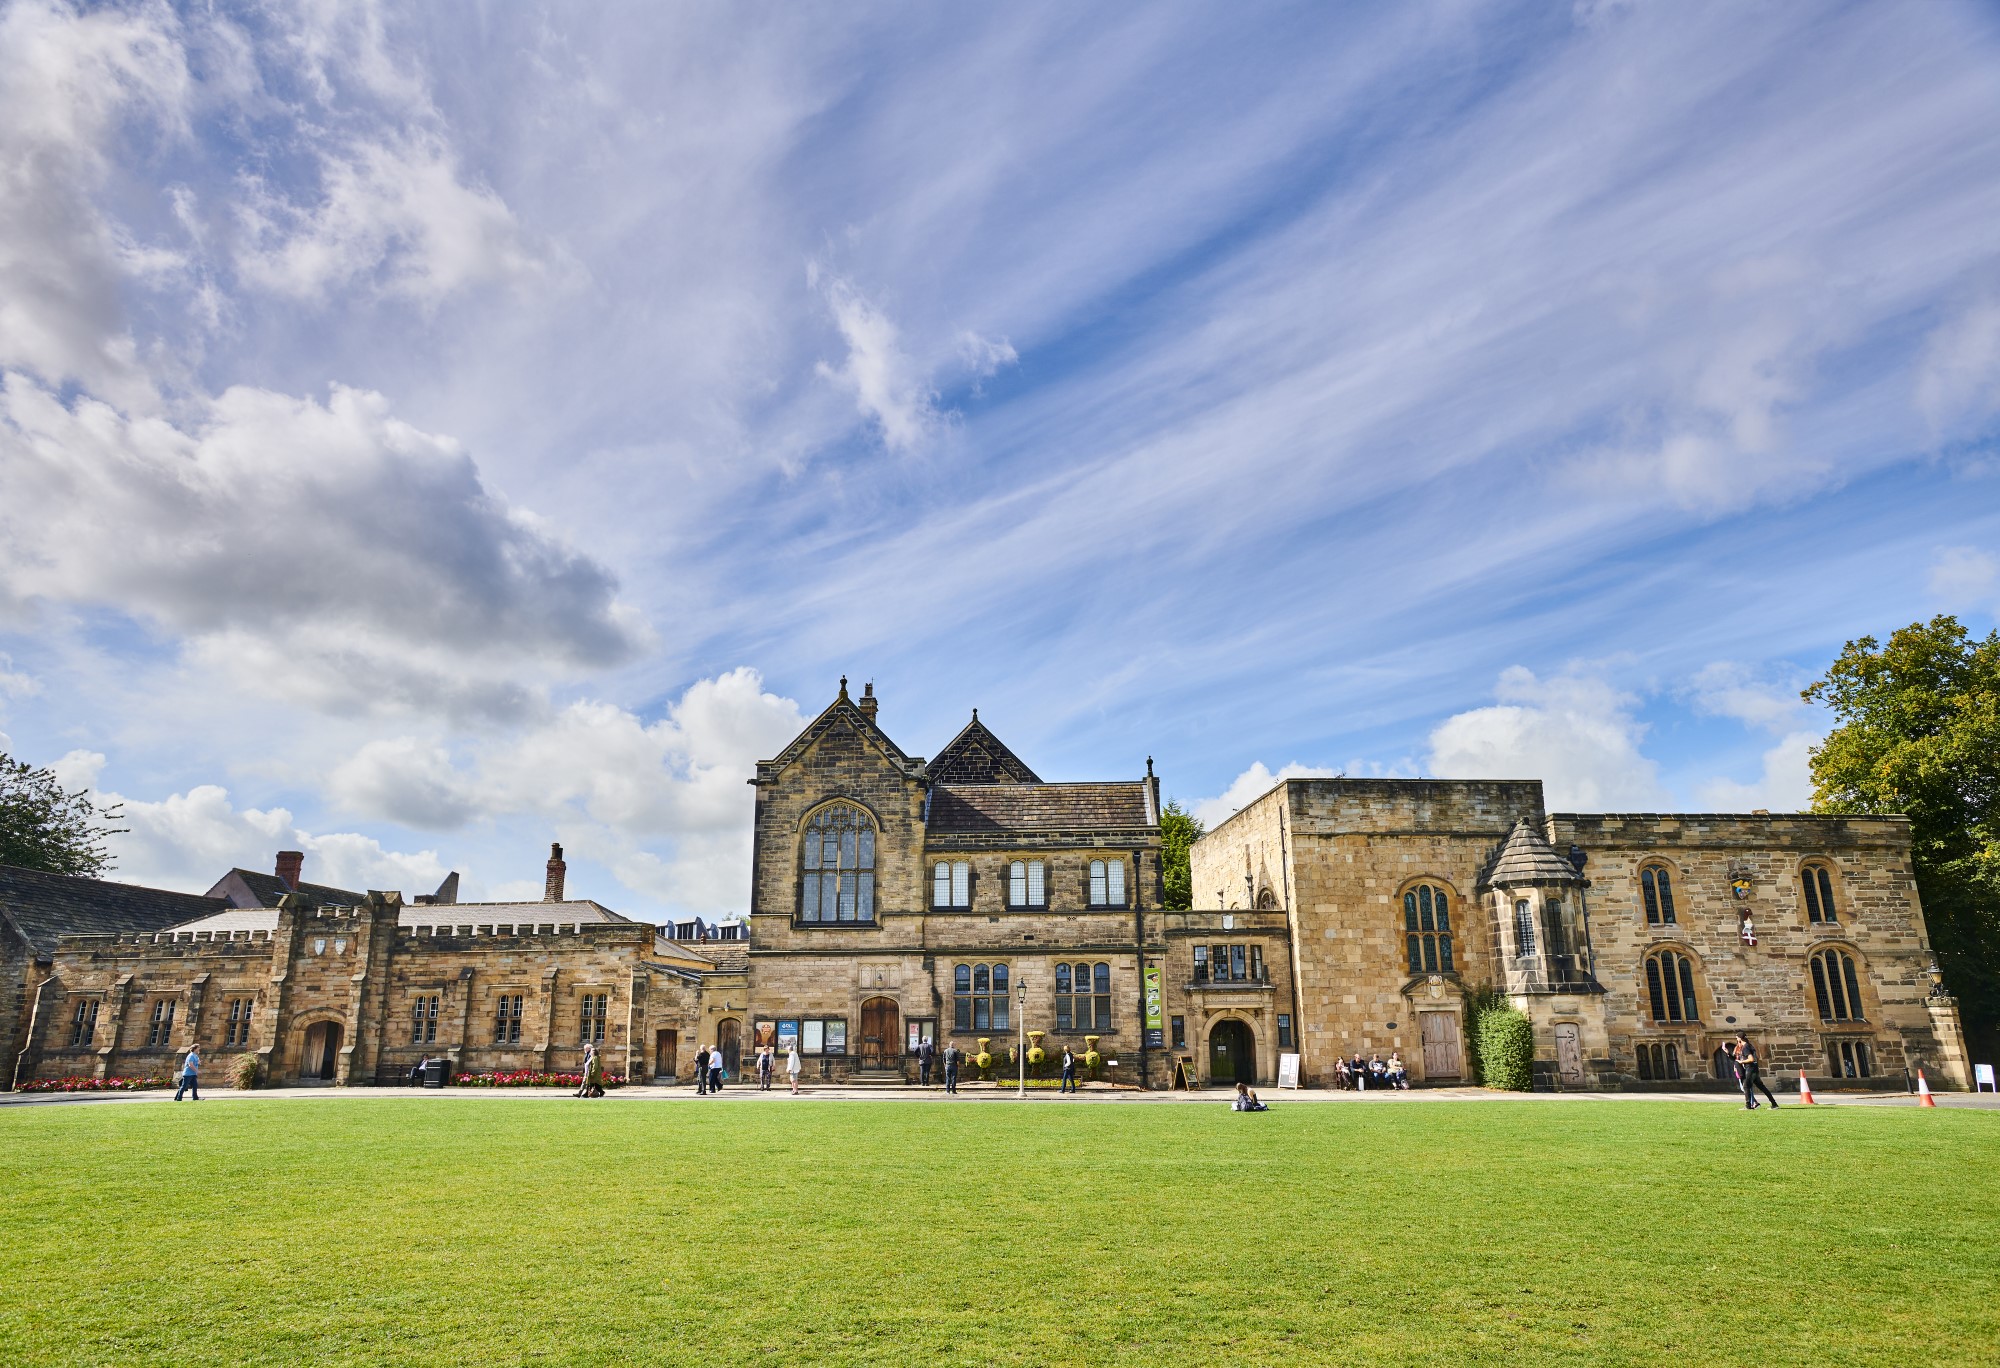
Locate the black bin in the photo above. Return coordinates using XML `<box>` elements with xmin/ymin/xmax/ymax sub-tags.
<box><xmin>422</xmin><ymin>1059</ymin><xmax>449</xmax><ymax>1089</ymax></box>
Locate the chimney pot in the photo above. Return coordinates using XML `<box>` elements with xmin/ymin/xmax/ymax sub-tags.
<box><xmin>858</xmin><ymin>681</ymin><xmax>878</xmax><ymax>721</ymax></box>
<box><xmin>275</xmin><ymin>850</ymin><xmax>304</xmax><ymax>890</ymax></box>
<box><xmin>544</xmin><ymin>843</ymin><xmax>567</xmax><ymax>903</ymax></box>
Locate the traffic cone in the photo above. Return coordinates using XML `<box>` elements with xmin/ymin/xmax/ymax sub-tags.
<box><xmin>1917</xmin><ymin>1069</ymin><xmax>1937</xmax><ymax>1107</ymax></box>
<box><xmin>1797</xmin><ymin>1070</ymin><xmax>1815</xmax><ymax>1104</ymax></box>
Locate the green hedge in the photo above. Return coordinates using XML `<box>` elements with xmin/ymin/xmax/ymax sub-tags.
<box><xmin>1473</xmin><ymin>1002</ymin><xmax>1534</xmax><ymax>1092</ymax></box>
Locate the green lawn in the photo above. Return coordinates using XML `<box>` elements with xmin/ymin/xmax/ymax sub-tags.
<box><xmin>0</xmin><ymin>1098</ymin><xmax>1994</xmax><ymax>1366</ymax></box>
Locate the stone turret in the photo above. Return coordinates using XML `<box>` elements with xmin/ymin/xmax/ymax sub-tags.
<box><xmin>1484</xmin><ymin>818</ymin><xmax>1593</xmax><ymax>994</ymax></box>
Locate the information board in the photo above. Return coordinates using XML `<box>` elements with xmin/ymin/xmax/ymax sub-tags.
<box><xmin>1277</xmin><ymin>1052</ymin><xmax>1301</xmax><ymax>1089</ymax></box>
<box><xmin>1977</xmin><ymin>1062</ymin><xmax>1996</xmax><ymax>1092</ymax></box>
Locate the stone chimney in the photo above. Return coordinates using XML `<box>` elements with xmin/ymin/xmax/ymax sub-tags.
<box><xmin>858</xmin><ymin>681</ymin><xmax>878</xmax><ymax>722</ymax></box>
<box><xmin>275</xmin><ymin>850</ymin><xmax>304</xmax><ymax>889</ymax></box>
<box><xmin>544</xmin><ymin>843</ymin><xmax>566</xmax><ymax>903</ymax></box>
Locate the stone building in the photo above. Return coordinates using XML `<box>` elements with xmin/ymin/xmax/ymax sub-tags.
<box><xmin>5</xmin><ymin>684</ymin><xmax>1975</xmax><ymax>1093</ymax></box>
<box><xmin>1191</xmin><ymin>777</ymin><xmax>1972</xmax><ymax>1090</ymax></box>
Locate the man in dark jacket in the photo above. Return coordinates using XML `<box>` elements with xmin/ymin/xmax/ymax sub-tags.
<box><xmin>694</xmin><ymin>1044</ymin><xmax>710</xmax><ymax>1096</ymax></box>
<box><xmin>1733</xmin><ymin>1035</ymin><xmax>1779</xmax><ymax>1109</ymax></box>
<box><xmin>942</xmin><ymin>1042</ymin><xmax>961</xmax><ymax>1094</ymax></box>
<box><xmin>918</xmin><ymin>1037</ymin><xmax>936</xmax><ymax>1088</ymax></box>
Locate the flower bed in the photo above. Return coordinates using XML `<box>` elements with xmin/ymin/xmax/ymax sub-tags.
<box><xmin>17</xmin><ymin>1074</ymin><xmax>170</xmax><ymax>1094</ymax></box>
<box><xmin>452</xmin><ymin>1070</ymin><xmax>626</xmax><ymax>1089</ymax></box>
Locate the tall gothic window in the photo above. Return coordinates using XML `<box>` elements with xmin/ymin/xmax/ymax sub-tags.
<box><xmin>800</xmin><ymin>803</ymin><xmax>876</xmax><ymax>922</ymax></box>
<box><xmin>1640</xmin><ymin>865</ymin><xmax>1676</xmax><ymax>924</ymax></box>
<box><xmin>934</xmin><ymin>860</ymin><xmax>971</xmax><ymax>909</ymax></box>
<box><xmin>1801</xmin><ymin>863</ymin><xmax>1838</xmax><ymax>923</ymax></box>
<box><xmin>1009</xmin><ymin>860</ymin><xmax>1046</xmax><ymax>908</ymax></box>
<box><xmin>1089</xmin><ymin>859</ymin><xmax>1127</xmax><ymax>908</ymax></box>
<box><xmin>1404</xmin><ymin>884</ymin><xmax>1454</xmax><ymax>973</ymax></box>
<box><xmin>69</xmin><ymin>998</ymin><xmax>99</xmax><ymax>1048</ymax></box>
<box><xmin>1811</xmin><ymin>948</ymin><xmax>1865</xmax><ymax>1022</ymax></box>
<box><xmin>1645</xmin><ymin>950</ymin><xmax>1700</xmax><ymax>1024</ymax></box>
<box><xmin>1512</xmin><ymin>899</ymin><xmax>1538</xmax><ymax>958</ymax></box>
<box><xmin>953</xmin><ymin>963</ymin><xmax>1010</xmax><ymax>1031</ymax></box>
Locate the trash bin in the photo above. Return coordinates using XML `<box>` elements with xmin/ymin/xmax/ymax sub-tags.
<box><xmin>422</xmin><ymin>1059</ymin><xmax>449</xmax><ymax>1089</ymax></box>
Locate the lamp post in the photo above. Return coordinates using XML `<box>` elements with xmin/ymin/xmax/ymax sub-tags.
<box><xmin>1017</xmin><ymin>977</ymin><xmax>1028</xmax><ymax>1098</ymax></box>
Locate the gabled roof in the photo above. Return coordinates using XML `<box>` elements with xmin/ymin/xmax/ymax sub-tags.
<box><xmin>754</xmin><ymin>682</ymin><xmax>926</xmax><ymax>784</ymax></box>
<box><xmin>928</xmin><ymin>782</ymin><xmax>1154</xmax><ymax>833</ymax></box>
<box><xmin>926</xmin><ymin>713</ymin><xmax>1042</xmax><ymax>785</ymax></box>
<box><xmin>207</xmin><ymin>868</ymin><xmax>366</xmax><ymax>910</ymax></box>
<box><xmin>1483</xmin><ymin>818</ymin><xmax>1581</xmax><ymax>887</ymax></box>
<box><xmin>166</xmin><ymin>899</ymin><xmax>631</xmax><ymax>936</ymax></box>
<box><xmin>0</xmin><ymin>864</ymin><xmax>229</xmax><ymax>957</ymax></box>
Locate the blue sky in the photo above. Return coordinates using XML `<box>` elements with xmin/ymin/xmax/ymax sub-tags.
<box><xmin>2</xmin><ymin>1</ymin><xmax>1998</xmax><ymax>916</ymax></box>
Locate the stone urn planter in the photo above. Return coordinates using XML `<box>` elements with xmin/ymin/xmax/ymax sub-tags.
<box><xmin>1083</xmin><ymin>1035</ymin><xmax>1102</xmax><ymax>1081</ymax></box>
<box><xmin>975</xmin><ymin>1038</ymin><xmax>993</xmax><ymax>1081</ymax></box>
<box><xmin>1027</xmin><ymin>1030</ymin><xmax>1047</xmax><ymax>1075</ymax></box>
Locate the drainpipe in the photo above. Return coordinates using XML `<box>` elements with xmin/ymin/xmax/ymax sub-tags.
<box><xmin>1136</xmin><ymin>845</ymin><xmax>1149</xmax><ymax>1091</ymax></box>
<box><xmin>1279</xmin><ymin>798</ymin><xmax>1305</xmax><ymax>1085</ymax></box>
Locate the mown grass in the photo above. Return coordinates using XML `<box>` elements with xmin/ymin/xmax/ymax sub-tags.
<box><xmin>0</xmin><ymin>1097</ymin><xmax>1993</xmax><ymax>1366</ymax></box>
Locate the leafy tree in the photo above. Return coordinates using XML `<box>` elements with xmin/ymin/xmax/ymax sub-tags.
<box><xmin>0</xmin><ymin>753</ymin><xmax>124</xmax><ymax>877</ymax></box>
<box><xmin>1804</xmin><ymin>616</ymin><xmax>2000</xmax><ymax>1054</ymax></box>
<box><xmin>1160</xmin><ymin>799</ymin><xmax>1204</xmax><ymax>911</ymax></box>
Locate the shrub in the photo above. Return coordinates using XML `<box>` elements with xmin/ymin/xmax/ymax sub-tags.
<box><xmin>453</xmin><ymin>1070</ymin><xmax>626</xmax><ymax>1089</ymax></box>
<box><xmin>232</xmin><ymin>1054</ymin><xmax>260</xmax><ymax>1091</ymax></box>
<box><xmin>18</xmin><ymin>1074</ymin><xmax>168</xmax><ymax>1093</ymax></box>
<box><xmin>1474</xmin><ymin>1003</ymin><xmax>1534</xmax><ymax>1092</ymax></box>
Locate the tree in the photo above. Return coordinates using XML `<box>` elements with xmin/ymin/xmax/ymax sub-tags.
<box><xmin>1804</xmin><ymin>616</ymin><xmax>2000</xmax><ymax>1055</ymax></box>
<box><xmin>0</xmin><ymin>753</ymin><xmax>123</xmax><ymax>877</ymax></box>
<box><xmin>1160</xmin><ymin>799</ymin><xmax>1204</xmax><ymax>911</ymax></box>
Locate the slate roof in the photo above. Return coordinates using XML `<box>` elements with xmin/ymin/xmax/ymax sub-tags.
<box><xmin>1483</xmin><ymin>818</ymin><xmax>1581</xmax><ymax>887</ymax></box>
<box><xmin>926</xmin><ymin>715</ymin><xmax>1042</xmax><ymax>785</ymax></box>
<box><xmin>927</xmin><ymin>782</ymin><xmax>1154</xmax><ymax>833</ymax></box>
<box><xmin>166</xmin><ymin>899</ymin><xmax>631</xmax><ymax>936</ymax></box>
<box><xmin>208</xmin><ymin>868</ymin><xmax>366</xmax><ymax>909</ymax></box>
<box><xmin>0</xmin><ymin>864</ymin><xmax>229</xmax><ymax>957</ymax></box>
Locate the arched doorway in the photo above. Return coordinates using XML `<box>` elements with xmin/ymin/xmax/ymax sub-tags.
<box><xmin>1208</xmin><ymin>1018</ymin><xmax>1255</xmax><ymax>1086</ymax></box>
<box><xmin>299</xmin><ymin>1021</ymin><xmax>341</xmax><ymax>1080</ymax></box>
<box><xmin>716</xmin><ymin>1019</ymin><xmax>742</xmax><ymax>1076</ymax></box>
<box><xmin>859</xmin><ymin>997</ymin><xmax>899</xmax><ymax>1069</ymax></box>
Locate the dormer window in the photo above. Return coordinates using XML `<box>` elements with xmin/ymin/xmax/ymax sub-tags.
<box><xmin>800</xmin><ymin>803</ymin><xmax>876</xmax><ymax>923</ymax></box>
<box><xmin>934</xmin><ymin>860</ymin><xmax>971</xmax><ymax>909</ymax></box>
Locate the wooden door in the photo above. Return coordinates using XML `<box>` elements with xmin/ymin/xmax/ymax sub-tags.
<box><xmin>1419</xmin><ymin>1011</ymin><xmax>1462</xmax><ymax>1079</ymax></box>
<box><xmin>860</xmin><ymin>997</ymin><xmax>898</xmax><ymax>1068</ymax></box>
<box><xmin>716</xmin><ymin>1019</ymin><xmax>741</xmax><ymax>1075</ymax></box>
<box><xmin>655</xmin><ymin>1029</ymin><xmax>678</xmax><ymax>1079</ymax></box>
<box><xmin>1555</xmin><ymin>1023</ymin><xmax>1584</xmax><ymax>1086</ymax></box>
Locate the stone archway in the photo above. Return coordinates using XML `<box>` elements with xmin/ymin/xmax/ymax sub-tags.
<box><xmin>1207</xmin><ymin>1017</ymin><xmax>1255</xmax><ymax>1086</ymax></box>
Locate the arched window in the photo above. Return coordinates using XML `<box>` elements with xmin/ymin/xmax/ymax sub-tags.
<box><xmin>1636</xmin><ymin>1042</ymin><xmax>1681</xmax><ymax>1081</ymax></box>
<box><xmin>1056</xmin><ymin>962</ymin><xmax>1113</xmax><ymax>1031</ymax></box>
<box><xmin>933</xmin><ymin>860</ymin><xmax>971</xmax><ymax>909</ymax></box>
<box><xmin>1542</xmin><ymin>898</ymin><xmax>1570</xmax><ymax>957</ymax></box>
<box><xmin>800</xmin><ymin>804</ymin><xmax>875</xmax><ymax>922</ymax></box>
<box><xmin>1008</xmin><ymin>861</ymin><xmax>1045</xmax><ymax>909</ymax></box>
<box><xmin>953</xmin><ymin>962</ymin><xmax>1009</xmax><ymax>1031</ymax></box>
<box><xmin>1640</xmin><ymin>865</ymin><xmax>1676</xmax><ymax>924</ymax></box>
<box><xmin>1810</xmin><ymin>948</ymin><xmax>1865</xmax><ymax>1022</ymax></box>
<box><xmin>1645</xmin><ymin>949</ymin><xmax>1700</xmax><ymax>1023</ymax></box>
<box><xmin>1403</xmin><ymin>884</ymin><xmax>1454</xmax><ymax>972</ymax></box>
<box><xmin>1801</xmin><ymin>863</ymin><xmax>1838</xmax><ymax>924</ymax></box>
<box><xmin>1512</xmin><ymin>899</ymin><xmax>1537</xmax><ymax>958</ymax></box>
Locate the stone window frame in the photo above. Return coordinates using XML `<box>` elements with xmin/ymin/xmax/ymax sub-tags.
<box><xmin>1054</xmin><ymin>961</ymin><xmax>1113</xmax><ymax>1032</ymax></box>
<box><xmin>411</xmin><ymin>992</ymin><xmax>441</xmax><ymax>1045</ymax></box>
<box><xmin>578</xmin><ymin>990</ymin><xmax>610</xmax><ymax>1045</ymax></box>
<box><xmin>1807</xmin><ymin>943</ymin><xmax>1872</xmax><ymax>1024</ymax></box>
<box><xmin>1797</xmin><ymin>858</ymin><xmax>1841</xmax><ymax>925</ymax></box>
<box><xmin>144</xmin><ymin>997</ymin><xmax>176</xmax><ymax>1048</ymax></box>
<box><xmin>933</xmin><ymin>859</ymin><xmax>972</xmax><ymax>910</ymax></box>
<box><xmin>67</xmin><ymin>995</ymin><xmax>101</xmax><ymax>1048</ymax></box>
<box><xmin>223</xmin><ymin>997</ymin><xmax>255</xmax><ymax>1048</ymax></box>
<box><xmin>951</xmin><ymin>961</ymin><xmax>1011</xmax><ymax>1032</ymax></box>
<box><xmin>1396</xmin><ymin>877</ymin><xmax>1459</xmax><ymax>975</ymax></box>
<box><xmin>1637</xmin><ymin>859</ymin><xmax>1682</xmax><ymax>926</ymax></box>
<box><xmin>494</xmin><ymin>991</ymin><xmax>526</xmax><ymax>1045</ymax></box>
<box><xmin>1642</xmin><ymin>944</ymin><xmax>1705</xmax><ymax>1025</ymax></box>
<box><xmin>1087</xmin><ymin>857</ymin><xmax>1129</xmax><ymax>909</ymax></box>
<box><xmin>797</xmin><ymin>798</ymin><xmax>880</xmax><ymax>925</ymax></box>
<box><xmin>1007</xmin><ymin>859</ymin><xmax>1047</xmax><ymax>910</ymax></box>
<box><xmin>1635</xmin><ymin>1040</ymin><xmax>1683</xmax><ymax>1081</ymax></box>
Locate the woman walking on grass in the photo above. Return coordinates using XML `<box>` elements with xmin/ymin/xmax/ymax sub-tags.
<box><xmin>174</xmin><ymin>1046</ymin><xmax>201</xmax><ymax>1102</ymax></box>
<box><xmin>1733</xmin><ymin>1035</ymin><xmax>1778</xmax><ymax>1109</ymax></box>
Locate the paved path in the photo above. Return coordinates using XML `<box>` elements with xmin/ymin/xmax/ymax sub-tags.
<box><xmin>7</xmin><ymin>1082</ymin><xmax>1996</xmax><ymax>1108</ymax></box>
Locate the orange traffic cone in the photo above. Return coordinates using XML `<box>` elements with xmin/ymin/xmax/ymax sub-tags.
<box><xmin>1917</xmin><ymin>1068</ymin><xmax>1937</xmax><ymax>1107</ymax></box>
<box><xmin>1797</xmin><ymin>1070</ymin><xmax>1815</xmax><ymax>1104</ymax></box>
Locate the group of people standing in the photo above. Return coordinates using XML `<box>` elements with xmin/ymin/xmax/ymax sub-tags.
<box><xmin>1333</xmin><ymin>1052</ymin><xmax>1408</xmax><ymax>1090</ymax></box>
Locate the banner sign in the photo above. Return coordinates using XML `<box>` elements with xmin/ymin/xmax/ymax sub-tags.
<box><xmin>1144</xmin><ymin>966</ymin><xmax>1163</xmax><ymax>1029</ymax></box>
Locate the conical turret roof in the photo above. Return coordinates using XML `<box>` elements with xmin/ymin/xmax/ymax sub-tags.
<box><xmin>1484</xmin><ymin>817</ymin><xmax>1580</xmax><ymax>887</ymax></box>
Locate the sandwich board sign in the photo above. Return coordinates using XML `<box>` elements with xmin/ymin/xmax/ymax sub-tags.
<box><xmin>1277</xmin><ymin>1053</ymin><xmax>1301</xmax><ymax>1089</ymax></box>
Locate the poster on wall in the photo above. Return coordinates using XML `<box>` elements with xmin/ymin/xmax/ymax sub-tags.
<box><xmin>1277</xmin><ymin>1053</ymin><xmax>1301</xmax><ymax>1089</ymax></box>
<box><xmin>754</xmin><ymin>1021</ymin><xmax>776</xmax><ymax>1051</ymax></box>
<box><xmin>825</xmin><ymin>1019</ymin><xmax>848</xmax><ymax>1054</ymax></box>
<box><xmin>1143</xmin><ymin>965</ymin><xmax>1164</xmax><ymax>1048</ymax></box>
<box><xmin>777</xmin><ymin>1020</ymin><xmax>799</xmax><ymax>1052</ymax></box>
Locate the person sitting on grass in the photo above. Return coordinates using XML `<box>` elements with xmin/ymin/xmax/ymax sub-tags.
<box><xmin>1231</xmin><ymin>1081</ymin><xmax>1268</xmax><ymax>1112</ymax></box>
<box><xmin>1386</xmin><ymin>1052</ymin><xmax>1408</xmax><ymax>1089</ymax></box>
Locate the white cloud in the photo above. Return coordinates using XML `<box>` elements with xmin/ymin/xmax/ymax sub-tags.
<box><xmin>236</xmin><ymin>131</ymin><xmax>543</xmax><ymax>305</ymax></box>
<box><xmin>815</xmin><ymin>274</ymin><xmax>937</xmax><ymax>453</ymax></box>
<box><xmin>1189</xmin><ymin>760</ymin><xmax>1337</xmax><ymax>829</ymax></box>
<box><xmin>1427</xmin><ymin>665</ymin><xmax>1670</xmax><ymax>811</ymax></box>
<box><xmin>1685</xmin><ymin>661</ymin><xmax>1810</xmax><ymax>733</ymax></box>
<box><xmin>957</xmin><ymin>330</ymin><xmax>1019</xmax><ymax>378</ymax></box>
<box><xmin>1696</xmin><ymin>730</ymin><xmax>1817</xmax><ymax>813</ymax></box>
<box><xmin>1917</xmin><ymin>298</ymin><xmax>2000</xmax><ymax>431</ymax></box>
<box><xmin>328</xmin><ymin>737</ymin><xmax>476</xmax><ymax>829</ymax></box>
<box><xmin>0</xmin><ymin>374</ymin><xmax>646</xmax><ymax>717</ymax></box>
<box><xmin>1929</xmin><ymin>545</ymin><xmax>1999</xmax><ymax>613</ymax></box>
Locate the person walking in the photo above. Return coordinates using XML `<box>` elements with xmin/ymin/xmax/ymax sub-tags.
<box><xmin>694</xmin><ymin>1044</ymin><xmax>710</xmax><ymax>1096</ymax></box>
<box><xmin>708</xmin><ymin>1044</ymin><xmax>726</xmax><ymax>1095</ymax></box>
<box><xmin>575</xmin><ymin>1044</ymin><xmax>596</xmax><ymax>1098</ymax></box>
<box><xmin>1733</xmin><ymin>1034</ymin><xmax>1779</xmax><ymax>1109</ymax></box>
<box><xmin>174</xmin><ymin>1045</ymin><xmax>201</xmax><ymax>1101</ymax></box>
<box><xmin>787</xmin><ymin>1043</ymin><xmax>802</xmax><ymax>1094</ymax></box>
<box><xmin>1059</xmin><ymin>1045</ymin><xmax>1078</xmax><ymax>1094</ymax></box>
<box><xmin>583</xmin><ymin>1045</ymin><xmax>606</xmax><ymax>1099</ymax></box>
<box><xmin>918</xmin><ymin>1037</ymin><xmax>936</xmax><ymax>1088</ymax></box>
<box><xmin>942</xmin><ymin>1041</ymin><xmax>961</xmax><ymax>1095</ymax></box>
<box><xmin>757</xmin><ymin>1044</ymin><xmax>774</xmax><ymax>1091</ymax></box>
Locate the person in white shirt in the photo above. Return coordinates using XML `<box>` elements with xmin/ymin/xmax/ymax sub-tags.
<box><xmin>786</xmin><ymin>1045</ymin><xmax>802</xmax><ymax>1094</ymax></box>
